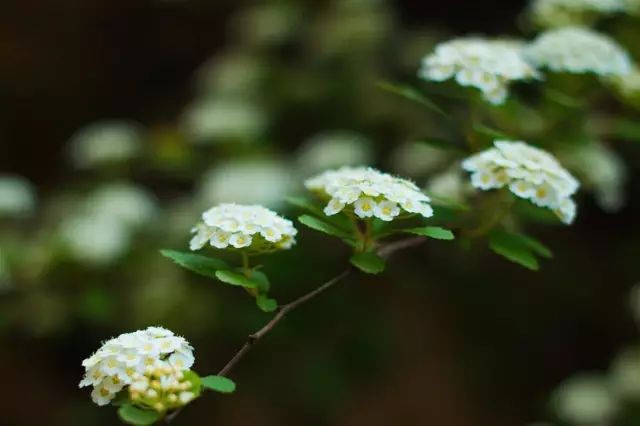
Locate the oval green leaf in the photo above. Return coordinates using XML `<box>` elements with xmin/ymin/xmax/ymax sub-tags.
<box><xmin>404</xmin><ymin>226</ymin><xmax>455</xmax><ymax>240</ymax></box>
<box><xmin>161</xmin><ymin>250</ymin><xmax>229</xmax><ymax>279</ymax></box>
<box><xmin>215</xmin><ymin>270</ymin><xmax>258</xmax><ymax>289</ymax></box>
<box><xmin>201</xmin><ymin>375</ymin><xmax>236</xmax><ymax>394</ymax></box>
<box><xmin>118</xmin><ymin>405</ymin><xmax>162</xmax><ymax>426</ymax></box>
<box><xmin>256</xmin><ymin>294</ymin><xmax>278</xmax><ymax>312</ymax></box>
<box><xmin>298</xmin><ymin>215</ymin><xmax>353</xmax><ymax>240</ymax></box>
<box><xmin>488</xmin><ymin>231</ymin><xmax>539</xmax><ymax>271</ymax></box>
<box><xmin>350</xmin><ymin>252</ymin><xmax>386</xmax><ymax>274</ymax></box>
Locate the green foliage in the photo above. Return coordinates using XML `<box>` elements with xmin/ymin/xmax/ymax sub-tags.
<box><xmin>404</xmin><ymin>226</ymin><xmax>455</xmax><ymax>240</ymax></box>
<box><xmin>488</xmin><ymin>230</ymin><xmax>552</xmax><ymax>271</ymax></box>
<box><xmin>249</xmin><ymin>270</ymin><xmax>270</xmax><ymax>293</ymax></box>
<box><xmin>256</xmin><ymin>294</ymin><xmax>278</xmax><ymax>312</ymax></box>
<box><xmin>160</xmin><ymin>250</ymin><xmax>229</xmax><ymax>280</ymax></box>
<box><xmin>183</xmin><ymin>370</ymin><xmax>203</xmax><ymax>398</ymax></box>
<box><xmin>377</xmin><ymin>81</ymin><xmax>449</xmax><ymax>118</ymax></box>
<box><xmin>473</xmin><ymin>123</ymin><xmax>511</xmax><ymax>140</ymax></box>
<box><xmin>214</xmin><ymin>270</ymin><xmax>259</xmax><ymax>289</ymax></box>
<box><xmin>287</xmin><ymin>196</ymin><xmax>352</xmax><ymax>230</ymax></box>
<box><xmin>298</xmin><ymin>215</ymin><xmax>354</xmax><ymax>241</ymax></box>
<box><xmin>350</xmin><ymin>251</ymin><xmax>386</xmax><ymax>274</ymax></box>
<box><xmin>201</xmin><ymin>375</ymin><xmax>236</xmax><ymax>394</ymax></box>
<box><xmin>117</xmin><ymin>405</ymin><xmax>162</xmax><ymax>426</ymax></box>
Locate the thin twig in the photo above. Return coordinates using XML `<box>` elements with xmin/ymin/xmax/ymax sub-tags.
<box><xmin>165</xmin><ymin>236</ymin><xmax>426</xmax><ymax>424</ymax></box>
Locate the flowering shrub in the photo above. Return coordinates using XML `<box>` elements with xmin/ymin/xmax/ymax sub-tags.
<box><xmin>66</xmin><ymin>0</ymin><xmax>640</xmax><ymax>424</ymax></box>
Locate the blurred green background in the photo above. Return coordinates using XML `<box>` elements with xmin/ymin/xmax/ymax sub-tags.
<box><xmin>1</xmin><ymin>0</ymin><xmax>640</xmax><ymax>425</ymax></box>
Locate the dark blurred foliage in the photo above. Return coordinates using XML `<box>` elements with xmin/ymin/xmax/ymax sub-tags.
<box><xmin>1</xmin><ymin>1</ymin><xmax>640</xmax><ymax>426</ymax></box>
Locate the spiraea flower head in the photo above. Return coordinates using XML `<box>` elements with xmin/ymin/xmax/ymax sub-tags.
<box><xmin>462</xmin><ymin>140</ymin><xmax>580</xmax><ymax>224</ymax></box>
<box><xmin>79</xmin><ymin>327</ymin><xmax>196</xmax><ymax>409</ymax></box>
<box><xmin>190</xmin><ymin>204</ymin><xmax>297</xmax><ymax>252</ymax></box>
<box><xmin>305</xmin><ymin>166</ymin><xmax>434</xmax><ymax>221</ymax></box>
<box><xmin>524</xmin><ymin>26</ymin><xmax>632</xmax><ymax>77</ymax></box>
<box><xmin>418</xmin><ymin>37</ymin><xmax>540</xmax><ymax>105</ymax></box>
<box><xmin>530</xmin><ymin>0</ymin><xmax>624</xmax><ymax>27</ymax></box>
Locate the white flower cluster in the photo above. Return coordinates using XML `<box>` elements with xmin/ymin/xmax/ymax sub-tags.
<box><xmin>295</xmin><ymin>131</ymin><xmax>373</xmax><ymax>176</ymax></box>
<box><xmin>60</xmin><ymin>184</ymin><xmax>157</xmax><ymax>265</ymax></box>
<box><xmin>305</xmin><ymin>167</ymin><xmax>434</xmax><ymax>221</ymax></box>
<box><xmin>182</xmin><ymin>99</ymin><xmax>266</xmax><ymax>143</ymax></box>
<box><xmin>530</xmin><ymin>0</ymin><xmax>624</xmax><ymax>27</ymax></box>
<box><xmin>0</xmin><ymin>175</ymin><xmax>36</xmax><ymax>217</ymax></box>
<box><xmin>462</xmin><ymin>140</ymin><xmax>580</xmax><ymax>224</ymax></box>
<box><xmin>418</xmin><ymin>38</ymin><xmax>540</xmax><ymax>105</ymax></box>
<box><xmin>190</xmin><ymin>204</ymin><xmax>297</xmax><ymax>252</ymax></box>
<box><xmin>198</xmin><ymin>160</ymin><xmax>294</xmax><ymax>208</ymax></box>
<box><xmin>552</xmin><ymin>374</ymin><xmax>617</xmax><ymax>425</ymax></box>
<box><xmin>560</xmin><ymin>143</ymin><xmax>627</xmax><ymax>212</ymax></box>
<box><xmin>79</xmin><ymin>327</ymin><xmax>195</xmax><ymax>408</ymax></box>
<box><xmin>69</xmin><ymin>120</ymin><xmax>143</xmax><ymax>169</ymax></box>
<box><xmin>524</xmin><ymin>27</ymin><xmax>632</xmax><ymax>77</ymax></box>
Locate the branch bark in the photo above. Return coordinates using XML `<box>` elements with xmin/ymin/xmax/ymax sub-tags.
<box><xmin>165</xmin><ymin>236</ymin><xmax>426</xmax><ymax>424</ymax></box>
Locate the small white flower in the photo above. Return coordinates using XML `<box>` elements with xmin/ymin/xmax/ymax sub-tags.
<box><xmin>229</xmin><ymin>233</ymin><xmax>253</xmax><ymax>248</ymax></box>
<box><xmin>353</xmin><ymin>197</ymin><xmax>376</xmax><ymax>218</ymax></box>
<box><xmin>102</xmin><ymin>376</ymin><xmax>125</xmax><ymax>393</ymax></box>
<box><xmin>191</xmin><ymin>204</ymin><xmax>297</xmax><ymax>253</ymax></box>
<box><xmin>168</xmin><ymin>352</ymin><xmax>195</xmax><ymax>371</ymax></box>
<box><xmin>305</xmin><ymin>167</ymin><xmax>434</xmax><ymax>222</ymax></box>
<box><xmin>179</xmin><ymin>391</ymin><xmax>196</xmax><ymax>404</ymax></box>
<box><xmin>130</xmin><ymin>378</ymin><xmax>149</xmax><ymax>393</ymax></box>
<box><xmin>373</xmin><ymin>201</ymin><xmax>400</xmax><ymax>222</ymax></box>
<box><xmin>210</xmin><ymin>231</ymin><xmax>231</xmax><ymax>249</ymax></box>
<box><xmin>91</xmin><ymin>384</ymin><xmax>115</xmax><ymax>406</ymax></box>
<box><xmin>524</xmin><ymin>26</ymin><xmax>631</xmax><ymax>77</ymax></box>
<box><xmin>509</xmin><ymin>180</ymin><xmax>535</xmax><ymax>199</ymax></box>
<box><xmin>324</xmin><ymin>198</ymin><xmax>346</xmax><ymax>216</ymax></box>
<box><xmin>463</xmin><ymin>140</ymin><xmax>579</xmax><ymax>224</ymax></box>
<box><xmin>419</xmin><ymin>37</ymin><xmax>539</xmax><ymax>105</ymax></box>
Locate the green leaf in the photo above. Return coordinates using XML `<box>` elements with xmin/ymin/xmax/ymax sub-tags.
<box><xmin>249</xmin><ymin>270</ymin><xmax>270</xmax><ymax>293</ymax></box>
<box><xmin>161</xmin><ymin>250</ymin><xmax>229</xmax><ymax>279</ymax></box>
<box><xmin>544</xmin><ymin>88</ymin><xmax>585</xmax><ymax>108</ymax></box>
<box><xmin>256</xmin><ymin>294</ymin><xmax>278</xmax><ymax>312</ymax></box>
<box><xmin>473</xmin><ymin>123</ymin><xmax>511</xmax><ymax>140</ymax></box>
<box><xmin>286</xmin><ymin>196</ymin><xmax>325</xmax><ymax>216</ymax></box>
<box><xmin>298</xmin><ymin>215</ymin><xmax>354</xmax><ymax>240</ymax></box>
<box><xmin>182</xmin><ymin>370</ymin><xmax>203</xmax><ymax>397</ymax></box>
<box><xmin>350</xmin><ymin>252</ymin><xmax>386</xmax><ymax>274</ymax></box>
<box><xmin>215</xmin><ymin>270</ymin><xmax>258</xmax><ymax>289</ymax></box>
<box><xmin>510</xmin><ymin>233</ymin><xmax>553</xmax><ymax>259</ymax></box>
<box><xmin>488</xmin><ymin>231</ymin><xmax>539</xmax><ymax>271</ymax></box>
<box><xmin>377</xmin><ymin>81</ymin><xmax>449</xmax><ymax>118</ymax></box>
<box><xmin>404</xmin><ymin>226</ymin><xmax>455</xmax><ymax>240</ymax></box>
<box><xmin>118</xmin><ymin>405</ymin><xmax>162</xmax><ymax>426</ymax></box>
<box><xmin>287</xmin><ymin>197</ymin><xmax>353</xmax><ymax>230</ymax></box>
<box><xmin>613</xmin><ymin>119</ymin><xmax>640</xmax><ymax>142</ymax></box>
<box><xmin>201</xmin><ymin>375</ymin><xmax>236</xmax><ymax>394</ymax></box>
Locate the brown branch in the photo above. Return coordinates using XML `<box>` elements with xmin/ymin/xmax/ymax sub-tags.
<box><xmin>165</xmin><ymin>236</ymin><xmax>426</xmax><ymax>424</ymax></box>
